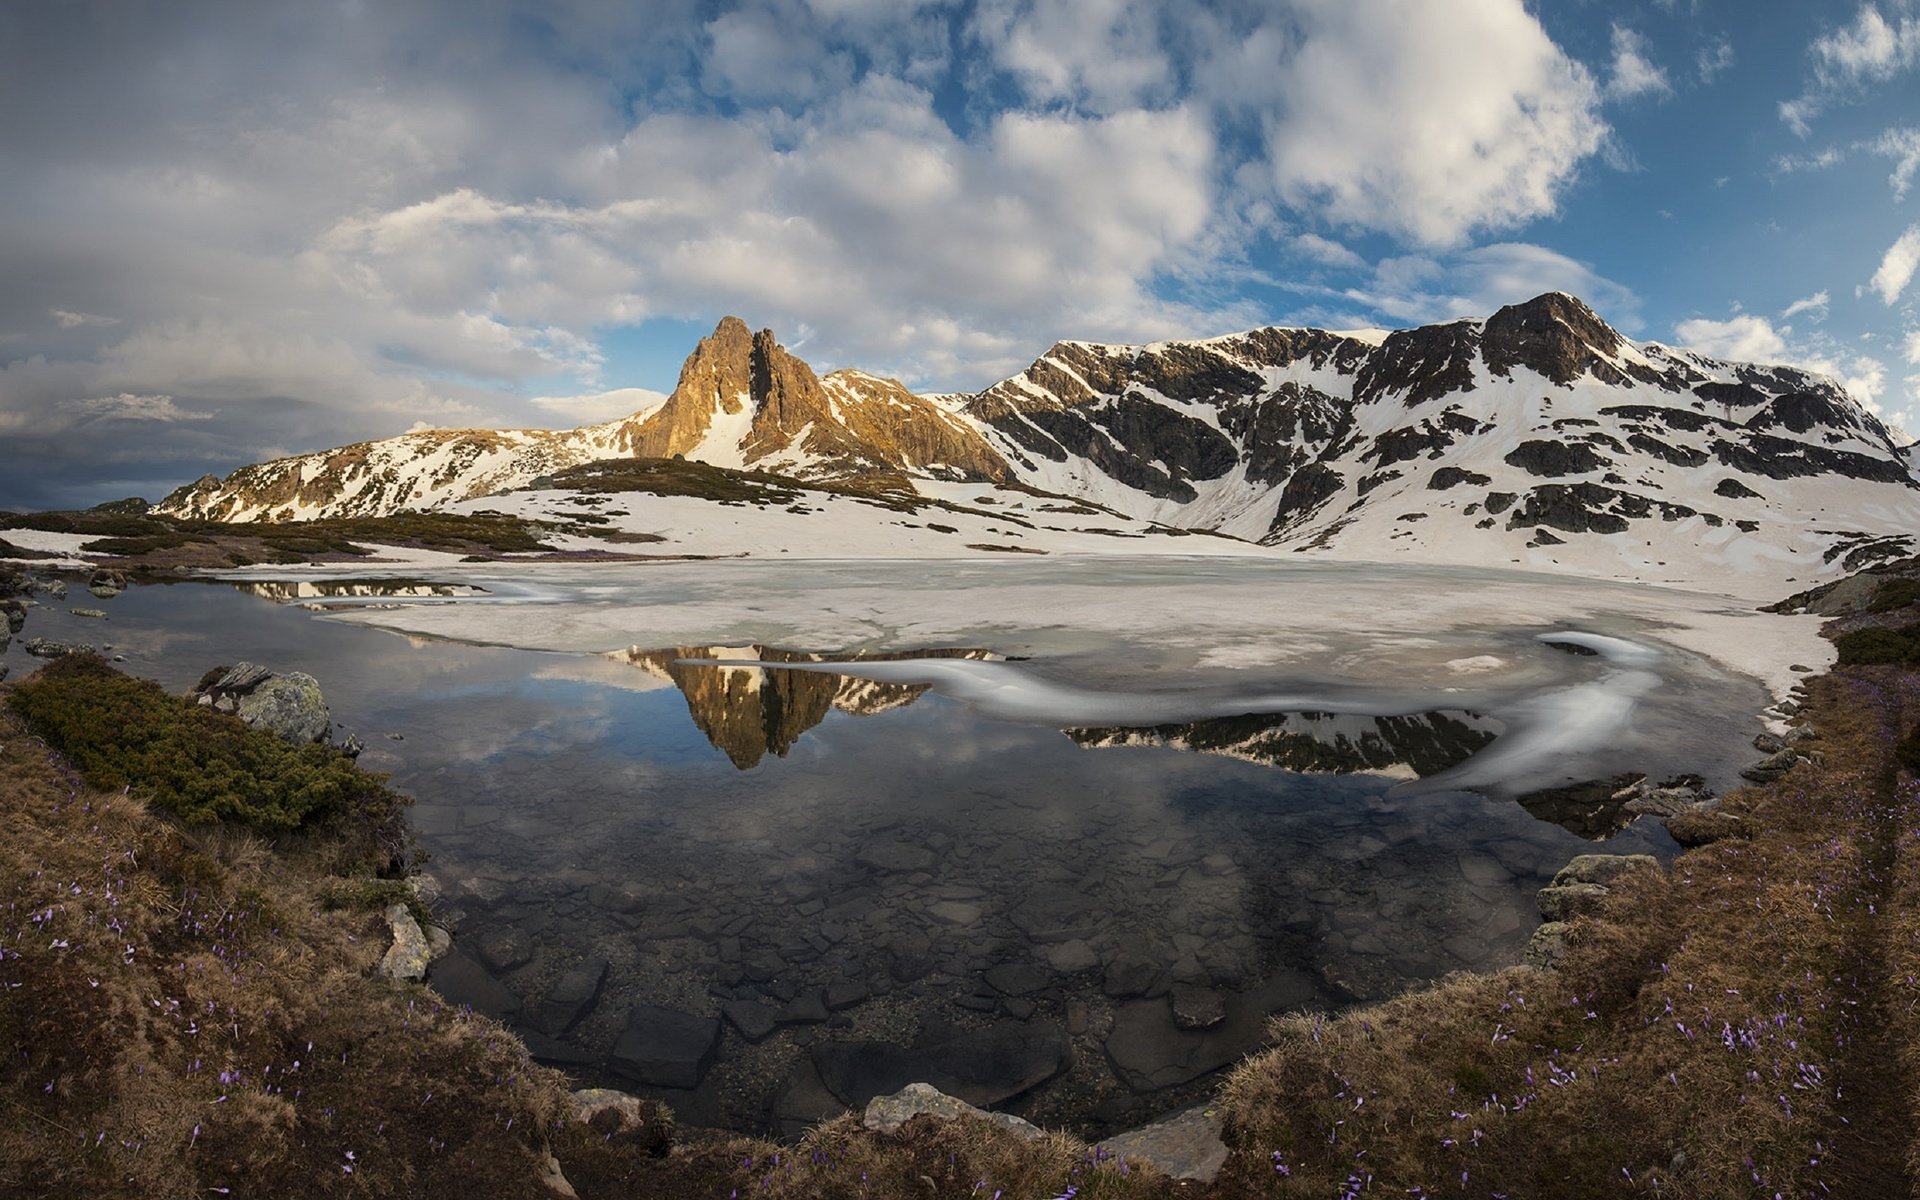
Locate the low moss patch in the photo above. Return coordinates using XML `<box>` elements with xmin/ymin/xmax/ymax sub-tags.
<box><xmin>7</xmin><ymin>655</ymin><xmax>405</xmax><ymax>865</ymax></box>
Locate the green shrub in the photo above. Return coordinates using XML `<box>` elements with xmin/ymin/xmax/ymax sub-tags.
<box><xmin>1834</xmin><ymin>623</ymin><xmax>1920</xmax><ymax>665</ymax></box>
<box><xmin>1868</xmin><ymin>577</ymin><xmax>1920</xmax><ymax>613</ymax></box>
<box><xmin>7</xmin><ymin>655</ymin><xmax>407</xmax><ymax>841</ymax></box>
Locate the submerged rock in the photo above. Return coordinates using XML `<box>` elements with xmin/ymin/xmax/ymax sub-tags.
<box><xmin>24</xmin><ymin>637</ymin><xmax>91</xmax><ymax>658</ymax></box>
<box><xmin>813</xmin><ymin>1021</ymin><xmax>1070</xmax><ymax>1109</ymax></box>
<box><xmin>538</xmin><ymin>956</ymin><xmax>608</xmax><ymax>1036</ymax></box>
<box><xmin>427</xmin><ymin>948</ymin><xmax>523</xmax><ymax>1021</ymax></box>
<box><xmin>609</xmin><ymin>1005</ymin><xmax>721</xmax><ymax>1089</ymax></box>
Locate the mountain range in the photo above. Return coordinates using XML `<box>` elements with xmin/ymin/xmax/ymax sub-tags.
<box><xmin>155</xmin><ymin>293</ymin><xmax>1920</xmax><ymax>587</ymax></box>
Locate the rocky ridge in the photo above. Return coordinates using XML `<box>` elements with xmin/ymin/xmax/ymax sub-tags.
<box><xmin>153</xmin><ymin>294</ymin><xmax>1920</xmax><ymax>587</ymax></box>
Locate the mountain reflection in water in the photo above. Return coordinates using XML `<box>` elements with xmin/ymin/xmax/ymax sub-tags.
<box><xmin>611</xmin><ymin>646</ymin><xmax>993</xmax><ymax>769</ymax></box>
<box><xmin>618</xmin><ymin>646</ymin><xmax>1501</xmax><ymax>782</ymax></box>
<box><xmin>1067</xmin><ymin>711</ymin><xmax>1501</xmax><ymax>780</ymax></box>
<box><xmin>233</xmin><ymin>579</ymin><xmax>489</xmax><ymax>605</ymax></box>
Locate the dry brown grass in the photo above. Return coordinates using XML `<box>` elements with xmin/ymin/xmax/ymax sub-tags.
<box><xmin>553</xmin><ymin>1112</ymin><xmax>1176</xmax><ymax>1200</ymax></box>
<box><xmin>0</xmin><ymin>701</ymin><xmax>577</xmax><ymax>1199</ymax></box>
<box><xmin>1217</xmin><ymin>668</ymin><xmax>1918</xmax><ymax>1197</ymax></box>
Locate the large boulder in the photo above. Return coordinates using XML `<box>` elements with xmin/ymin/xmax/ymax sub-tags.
<box><xmin>378</xmin><ymin>904</ymin><xmax>431</xmax><ymax>982</ymax></box>
<box><xmin>195</xmin><ymin>662</ymin><xmax>332</xmax><ymax>744</ymax></box>
<box><xmin>861</xmin><ymin>1082</ymin><xmax>1042</xmax><ymax>1141</ymax></box>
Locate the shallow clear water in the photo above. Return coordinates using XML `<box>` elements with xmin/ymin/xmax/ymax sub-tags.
<box><xmin>1</xmin><ymin>578</ymin><xmax>1681</xmax><ymax>1137</ymax></box>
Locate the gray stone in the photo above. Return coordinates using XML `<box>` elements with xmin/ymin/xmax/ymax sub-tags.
<box><xmin>1741</xmin><ymin>750</ymin><xmax>1800</xmax><ymax>782</ymax></box>
<box><xmin>824</xmin><ymin>980</ymin><xmax>870</xmax><ymax>1010</ymax></box>
<box><xmin>24</xmin><ymin>637</ymin><xmax>90</xmax><ymax>658</ymax></box>
<box><xmin>520</xmin><ymin>1030</ymin><xmax>599</xmax><ymax>1067</ymax></box>
<box><xmin>475</xmin><ymin>927</ymin><xmax>533</xmax><ymax>973</ymax></box>
<box><xmin>723</xmin><ymin>999</ymin><xmax>778</xmax><ymax>1042</ymax></box>
<box><xmin>378</xmin><ymin>903</ymin><xmax>431</xmax><ymax>982</ymax></box>
<box><xmin>1010</xmin><ymin>887</ymin><xmax>1103</xmax><ymax>944</ymax></box>
<box><xmin>1042</xmin><ymin>939</ymin><xmax>1099</xmax><ymax>973</ymax></box>
<box><xmin>1536</xmin><ymin>882</ymin><xmax>1610</xmax><ymax>921</ymax></box>
<box><xmin>1169</xmin><ymin>984</ymin><xmax>1226</xmax><ymax>1030</ymax></box>
<box><xmin>1096</xmin><ymin>1102</ymin><xmax>1229</xmax><ymax>1183</ymax></box>
<box><xmin>984</xmin><ymin>963</ymin><xmax>1049</xmax><ymax>997</ymax></box>
<box><xmin>69</xmin><ymin>607</ymin><xmax>107</xmax><ymax>619</ymax></box>
<box><xmin>571</xmin><ymin>1087</ymin><xmax>656</xmax><ymax>1130</ymax></box>
<box><xmin>539</xmin><ymin>956</ymin><xmax>608</xmax><ymax>1036</ymax></box>
<box><xmin>1550</xmin><ymin>854</ymin><xmax>1658</xmax><ymax>889</ymax></box>
<box><xmin>1104</xmin><ymin>972</ymin><xmax>1314</xmax><ymax>1093</ymax></box>
<box><xmin>856</xmin><ymin>840</ymin><xmax>936</xmax><ymax>872</ymax></box>
<box><xmin>813</xmin><ymin>1021</ymin><xmax>1071</xmax><ymax>1109</ymax></box>
<box><xmin>773</xmin><ymin>1058</ymin><xmax>848</xmax><ymax>1140</ymax></box>
<box><xmin>778</xmin><ymin>990</ymin><xmax>830</xmax><ymax>1025</ymax></box>
<box><xmin>927</xmin><ymin>900</ymin><xmax>983</xmax><ymax>925</ymax></box>
<box><xmin>609</xmin><ymin>1005</ymin><xmax>721</xmax><ymax>1089</ymax></box>
<box><xmin>235</xmin><ymin>671</ymin><xmax>331</xmax><ymax>744</ymax></box>
<box><xmin>861</xmin><ymin>1082</ymin><xmax>1042</xmax><ymax>1141</ymax></box>
<box><xmin>1523</xmin><ymin>921</ymin><xmax>1571</xmax><ymax>970</ymax></box>
<box><xmin>424</xmin><ymin>925</ymin><xmax>452</xmax><ymax>961</ymax></box>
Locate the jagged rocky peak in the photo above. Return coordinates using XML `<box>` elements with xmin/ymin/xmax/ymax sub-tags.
<box><xmin>1480</xmin><ymin>292</ymin><xmax>1643</xmax><ymax>387</ymax></box>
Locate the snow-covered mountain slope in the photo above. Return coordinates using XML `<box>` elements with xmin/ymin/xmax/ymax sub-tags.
<box><xmin>963</xmin><ymin>292</ymin><xmax>1920</xmax><ymax>584</ymax></box>
<box><xmin>155</xmin><ymin>293</ymin><xmax>1920</xmax><ymax>590</ymax></box>
<box><xmin>156</xmin><ymin>317</ymin><xmax>1004</xmax><ymax>523</ymax></box>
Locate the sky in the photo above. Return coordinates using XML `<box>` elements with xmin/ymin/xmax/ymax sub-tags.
<box><xmin>3</xmin><ymin>0</ymin><xmax>1920</xmax><ymax>510</ymax></box>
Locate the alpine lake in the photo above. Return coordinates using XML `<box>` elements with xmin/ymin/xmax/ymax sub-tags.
<box><xmin>3</xmin><ymin>566</ymin><xmax>1761</xmax><ymax>1140</ymax></box>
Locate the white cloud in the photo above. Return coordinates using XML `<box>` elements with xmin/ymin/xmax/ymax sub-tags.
<box><xmin>1872</xmin><ymin>127</ymin><xmax>1920</xmax><ymax>198</ymax></box>
<box><xmin>63</xmin><ymin>393</ymin><xmax>213</xmax><ymax>424</ymax></box>
<box><xmin>1675</xmin><ymin>312</ymin><xmax>1894</xmax><ymax>414</ymax></box>
<box><xmin>1332</xmin><ymin>242</ymin><xmax>1639</xmax><ymax>329</ymax></box>
<box><xmin>529</xmin><ymin>387</ymin><xmax>670</xmax><ymax>425</ymax></box>
<box><xmin>1781</xmin><ymin>290</ymin><xmax>1830</xmax><ymax>322</ymax></box>
<box><xmin>1290</xmin><ymin>233</ymin><xmax>1367</xmax><ymax>270</ymax></box>
<box><xmin>1696</xmin><ymin>35</ymin><xmax>1734</xmax><ymax>83</ymax></box>
<box><xmin>1781</xmin><ymin>4</ymin><xmax>1920</xmax><ymax>134</ymax></box>
<box><xmin>1246</xmin><ymin>0</ymin><xmax>1607</xmax><ymax>247</ymax></box>
<box><xmin>51</xmin><ymin>309</ymin><xmax>118</xmax><ymax>328</ymax></box>
<box><xmin>971</xmin><ymin>0</ymin><xmax>1174</xmax><ymax>113</ymax></box>
<box><xmin>1674</xmin><ymin>314</ymin><xmax>1788</xmax><ymax>362</ymax></box>
<box><xmin>1905</xmin><ymin>328</ymin><xmax>1920</xmax><ymax>363</ymax></box>
<box><xmin>1605</xmin><ymin>25</ymin><xmax>1672</xmax><ymax>101</ymax></box>
<box><xmin>1870</xmin><ymin>225</ymin><xmax>1920</xmax><ymax>304</ymax></box>
<box><xmin>309</xmin><ymin>88</ymin><xmax>1226</xmax><ymax>386</ymax></box>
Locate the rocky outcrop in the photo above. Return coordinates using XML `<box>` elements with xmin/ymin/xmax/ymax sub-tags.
<box><xmin>860</xmin><ymin>1082</ymin><xmax>1042</xmax><ymax>1140</ymax></box>
<box><xmin>193</xmin><ymin>662</ymin><xmax>331</xmax><ymax>745</ymax></box>
<box><xmin>378</xmin><ymin>903</ymin><xmax>431</xmax><ymax>983</ymax></box>
<box><xmin>149</xmin><ymin>293</ymin><xmax>1920</xmax><ymax>581</ymax></box>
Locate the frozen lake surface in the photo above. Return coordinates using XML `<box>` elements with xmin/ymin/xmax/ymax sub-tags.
<box><xmin>0</xmin><ymin>557</ymin><xmax>1819</xmax><ymax>1135</ymax></box>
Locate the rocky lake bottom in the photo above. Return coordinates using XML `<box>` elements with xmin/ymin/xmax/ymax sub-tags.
<box><xmin>0</xmin><ymin>573</ymin><xmax>1714</xmax><ymax>1138</ymax></box>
